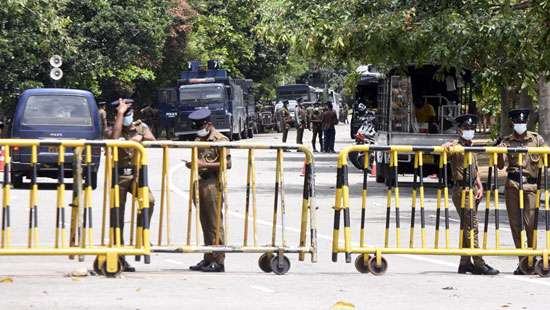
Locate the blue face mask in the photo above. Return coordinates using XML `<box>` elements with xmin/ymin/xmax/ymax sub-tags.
<box><xmin>123</xmin><ymin>114</ymin><xmax>133</xmax><ymax>127</ymax></box>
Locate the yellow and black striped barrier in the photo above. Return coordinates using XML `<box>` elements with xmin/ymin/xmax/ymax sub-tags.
<box><xmin>0</xmin><ymin>139</ymin><xmax>150</xmax><ymax>277</ymax></box>
<box><xmin>127</xmin><ymin>141</ymin><xmax>317</xmax><ymax>275</ymax></box>
<box><xmin>332</xmin><ymin>145</ymin><xmax>550</xmax><ymax>277</ymax></box>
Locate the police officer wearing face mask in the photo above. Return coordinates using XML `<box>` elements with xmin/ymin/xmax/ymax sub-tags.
<box><xmin>497</xmin><ymin>109</ymin><xmax>546</xmax><ymax>274</ymax></box>
<box><xmin>187</xmin><ymin>108</ymin><xmax>231</xmax><ymax>272</ymax></box>
<box><xmin>111</xmin><ymin>98</ymin><xmax>156</xmax><ymax>271</ymax></box>
<box><xmin>442</xmin><ymin>114</ymin><xmax>499</xmax><ymax>275</ymax></box>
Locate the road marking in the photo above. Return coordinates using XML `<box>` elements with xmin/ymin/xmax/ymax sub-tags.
<box><xmin>250</xmin><ymin>285</ymin><xmax>275</xmax><ymax>293</ymax></box>
<box><xmin>164</xmin><ymin>259</ymin><xmax>185</xmax><ymax>265</ymax></box>
<box><xmin>167</xmin><ymin>161</ymin><xmax>550</xmax><ymax>287</ymax></box>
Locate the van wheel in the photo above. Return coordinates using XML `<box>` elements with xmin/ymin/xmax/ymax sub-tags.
<box><xmin>11</xmin><ymin>173</ymin><xmax>23</xmax><ymax>188</ymax></box>
<box><xmin>91</xmin><ymin>171</ymin><xmax>98</xmax><ymax>190</ymax></box>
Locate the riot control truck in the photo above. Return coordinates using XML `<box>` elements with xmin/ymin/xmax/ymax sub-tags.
<box><xmin>158</xmin><ymin>60</ymin><xmax>247</xmax><ymax>140</ymax></box>
<box><xmin>235</xmin><ymin>78</ymin><xmax>256</xmax><ymax>138</ymax></box>
<box><xmin>357</xmin><ymin>64</ymin><xmax>474</xmax><ymax>183</ymax></box>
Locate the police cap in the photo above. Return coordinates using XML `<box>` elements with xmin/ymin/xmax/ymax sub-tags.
<box><xmin>188</xmin><ymin>108</ymin><xmax>211</xmax><ymax>129</ymax></box>
<box><xmin>508</xmin><ymin>109</ymin><xmax>530</xmax><ymax>123</ymax></box>
<box><xmin>110</xmin><ymin>99</ymin><xmax>134</xmax><ymax>116</ymax></box>
<box><xmin>98</xmin><ymin>101</ymin><xmax>106</xmax><ymax>106</ymax></box>
<box><xmin>454</xmin><ymin>114</ymin><xmax>478</xmax><ymax>128</ymax></box>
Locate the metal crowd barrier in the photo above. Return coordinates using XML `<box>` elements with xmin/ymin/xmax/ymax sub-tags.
<box><xmin>332</xmin><ymin>145</ymin><xmax>550</xmax><ymax>277</ymax></box>
<box><xmin>136</xmin><ymin>141</ymin><xmax>316</xmax><ymax>275</ymax></box>
<box><xmin>0</xmin><ymin>139</ymin><xmax>150</xmax><ymax>277</ymax></box>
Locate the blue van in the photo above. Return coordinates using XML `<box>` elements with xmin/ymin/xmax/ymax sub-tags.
<box><xmin>10</xmin><ymin>88</ymin><xmax>102</xmax><ymax>188</ymax></box>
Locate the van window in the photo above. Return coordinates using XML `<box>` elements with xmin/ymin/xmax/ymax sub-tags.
<box><xmin>22</xmin><ymin>95</ymin><xmax>92</xmax><ymax>126</ymax></box>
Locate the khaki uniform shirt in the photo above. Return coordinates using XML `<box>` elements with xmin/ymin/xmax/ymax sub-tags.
<box><xmin>500</xmin><ymin>131</ymin><xmax>545</xmax><ymax>178</ymax></box>
<box><xmin>280</xmin><ymin>107</ymin><xmax>291</xmax><ymax>129</ymax></box>
<box><xmin>119</xmin><ymin>120</ymin><xmax>149</xmax><ymax>167</ymax></box>
<box><xmin>448</xmin><ymin>139</ymin><xmax>478</xmax><ymax>185</ymax></box>
<box><xmin>98</xmin><ymin>108</ymin><xmax>108</xmax><ymax>131</ymax></box>
<box><xmin>195</xmin><ymin>128</ymin><xmax>230</xmax><ymax>179</ymax></box>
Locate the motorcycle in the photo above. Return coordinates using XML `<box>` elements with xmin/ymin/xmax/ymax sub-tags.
<box><xmin>348</xmin><ymin>108</ymin><xmax>377</xmax><ymax>171</ymax></box>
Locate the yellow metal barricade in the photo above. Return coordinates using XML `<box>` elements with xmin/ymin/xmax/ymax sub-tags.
<box><xmin>138</xmin><ymin>141</ymin><xmax>317</xmax><ymax>275</ymax></box>
<box><xmin>332</xmin><ymin>145</ymin><xmax>550</xmax><ymax>277</ymax></box>
<box><xmin>0</xmin><ymin>139</ymin><xmax>151</xmax><ymax>277</ymax></box>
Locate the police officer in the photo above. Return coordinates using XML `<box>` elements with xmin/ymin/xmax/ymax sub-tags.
<box><xmin>188</xmin><ymin>108</ymin><xmax>231</xmax><ymax>272</ymax></box>
<box><xmin>443</xmin><ymin>114</ymin><xmax>499</xmax><ymax>275</ymax></box>
<box><xmin>497</xmin><ymin>109</ymin><xmax>546</xmax><ymax>274</ymax></box>
<box><xmin>295</xmin><ymin>98</ymin><xmax>307</xmax><ymax>144</ymax></box>
<box><xmin>98</xmin><ymin>101</ymin><xmax>108</xmax><ymax>138</ymax></box>
<box><xmin>281</xmin><ymin>100</ymin><xmax>291</xmax><ymax>143</ymax></box>
<box><xmin>140</xmin><ymin>103</ymin><xmax>159</xmax><ymax>137</ymax></box>
<box><xmin>309</xmin><ymin>101</ymin><xmax>324</xmax><ymax>152</ymax></box>
<box><xmin>111</xmin><ymin>99</ymin><xmax>156</xmax><ymax>271</ymax></box>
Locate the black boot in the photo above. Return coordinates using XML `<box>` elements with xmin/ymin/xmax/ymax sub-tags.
<box><xmin>473</xmin><ymin>263</ymin><xmax>499</xmax><ymax>275</ymax></box>
<box><xmin>200</xmin><ymin>261</ymin><xmax>225</xmax><ymax>272</ymax></box>
<box><xmin>189</xmin><ymin>260</ymin><xmax>209</xmax><ymax>271</ymax></box>
<box><xmin>458</xmin><ymin>262</ymin><xmax>474</xmax><ymax>274</ymax></box>
<box><xmin>120</xmin><ymin>256</ymin><xmax>136</xmax><ymax>272</ymax></box>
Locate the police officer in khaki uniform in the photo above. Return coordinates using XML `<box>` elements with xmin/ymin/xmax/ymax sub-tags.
<box><xmin>187</xmin><ymin>108</ymin><xmax>231</xmax><ymax>272</ymax></box>
<box><xmin>111</xmin><ymin>99</ymin><xmax>156</xmax><ymax>271</ymax></box>
<box><xmin>309</xmin><ymin>101</ymin><xmax>324</xmax><ymax>152</ymax></box>
<box><xmin>139</xmin><ymin>104</ymin><xmax>159</xmax><ymax>137</ymax></box>
<box><xmin>497</xmin><ymin>109</ymin><xmax>545</xmax><ymax>274</ymax></box>
<box><xmin>443</xmin><ymin>114</ymin><xmax>499</xmax><ymax>275</ymax></box>
<box><xmin>281</xmin><ymin>100</ymin><xmax>292</xmax><ymax>143</ymax></box>
<box><xmin>295</xmin><ymin>99</ymin><xmax>307</xmax><ymax>144</ymax></box>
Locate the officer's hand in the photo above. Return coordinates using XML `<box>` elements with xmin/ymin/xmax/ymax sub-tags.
<box><xmin>130</xmin><ymin>134</ymin><xmax>143</xmax><ymax>142</ymax></box>
<box><xmin>475</xmin><ymin>187</ymin><xmax>483</xmax><ymax>201</ymax></box>
<box><xmin>441</xmin><ymin>142</ymin><xmax>453</xmax><ymax>152</ymax></box>
<box><xmin>117</xmin><ymin>99</ymin><xmax>131</xmax><ymax>115</ymax></box>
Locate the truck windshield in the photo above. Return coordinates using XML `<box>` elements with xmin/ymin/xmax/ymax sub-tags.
<box><xmin>21</xmin><ymin>95</ymin><xmax>92</xmax><ymax>126</ymax></box>
<box><xmin>277</xmin><ymin>91</ymin><xmax>309</xmax><ymax>102</ymax></box>
<box><xmin>179</xmin><ymin>85</ymin><xmax>225</xmax><ymax>103</ymax></box>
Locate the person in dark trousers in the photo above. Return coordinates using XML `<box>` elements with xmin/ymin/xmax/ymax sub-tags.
<box><xmin>308</xmin><ymin>101</ymin><xmax>323</xmax><ymax>152</ymax></box>
<box><xmin>295</xmin><ymin>99</ymin><xmax>307</xmax><ymax>144</ymax></box>
<box><xmin>280</xmin><ymin>100</ymin><xmax>291</xmax><ymax>143</ymax></box>
<box><xmin>322</xmin><ymin>102</ymin><xmax>337</xmax><ymax>153</ymax></box>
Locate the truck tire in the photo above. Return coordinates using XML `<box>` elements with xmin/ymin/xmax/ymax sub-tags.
<box><xmin>11</xmin><ymin>172</ymin><xmax>23</xmax><ymax>188</ymax></box>
<box><xmin>232</xmin><ymin>122</ymin><xmax>241</xmax><ymax>141</ymax></box>
<box><xmin>376</xmin><ymin>162</ymin><xmax>386</xmax><ymax>183</ymax></box>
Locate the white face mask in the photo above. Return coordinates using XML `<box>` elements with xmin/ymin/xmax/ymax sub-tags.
<box><xmin>513</xmin><ymin>123</ymin><xmax>527</xmax><ymax>135</ymax></box>
<box><xmin>123</xmin><ymin>114</ymin><xmax>133</xmax><ymax>127</ymax></box>
<box><xmin>461</xmin><ymin>130</ymin><xmax>475</xmax><ymax>141</ymax></box>
<box><xmin>197</xmin><ymin>127</ymin><xmax>209</xmax><ymax>137</ymax></box>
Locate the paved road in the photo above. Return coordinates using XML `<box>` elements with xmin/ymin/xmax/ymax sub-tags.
<box><xmin>1</xmin><ymin>123</ymin><xmax>549</xmax><ymax>309</ymax></box>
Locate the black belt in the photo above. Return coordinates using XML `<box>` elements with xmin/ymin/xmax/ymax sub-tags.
<box><xmin>199</xmin><ymin>172</ymin><xmax>217</xmax><ymax>179</ymax></box>
<box><xmin>507</xmin><ymin>172</ymin><xmax>537</xmax><ymax>184</ymax></box>
<box><xmin>118</xmin><ymin>168</ymin><xmax>135</xmax><ymax>176</ymax></box>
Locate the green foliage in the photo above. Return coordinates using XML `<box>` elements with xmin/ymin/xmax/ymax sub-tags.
<box><xmin>0</xmin><ymin>0</ymin><xmax>191</xmax><ymax>112</ymax></box>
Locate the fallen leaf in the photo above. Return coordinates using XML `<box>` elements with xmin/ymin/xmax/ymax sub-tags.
<box><xmin>136</xmin><ymin>288</ymin><xmax>142</xmax><ymax>292</ymax></box>
<box><xmin>442</xmin><ymin>286</ymin><xmax>454</xmax><ymax>290</ymax></box>
<box><xmin>0</xmin><ymin>277</ymin><xmax>13</xmax><ymax>283</ymax></box>
<box><xmin>71</xmin><ymin>277</ymin><xmax>81</xmax><ymax>282</ymax></box>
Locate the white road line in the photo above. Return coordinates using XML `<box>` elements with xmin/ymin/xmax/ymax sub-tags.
<box><xmin>167</xmin><ymin>161</ymin><xmax>550</xmax><ymax>287</ymax></box>
<box><xmin>164</xmin><ymin>259</ymin><xmax>185</xmax><ymax>265</ymax></box>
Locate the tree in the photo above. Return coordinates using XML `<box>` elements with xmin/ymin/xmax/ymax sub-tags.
<box><xmin>257</xmin><ymin>0</ymin><xmax>549</xmax><ymax>136</ymax></box>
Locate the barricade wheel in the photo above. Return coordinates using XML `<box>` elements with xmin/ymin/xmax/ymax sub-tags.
<box><xmin>93</xmin><ymin>257</ymin><xmax>104</xmax><ymax>275</ymax></box>
<box><xmin>367</xmin><ymin>256</ymin><xmax>388</xmax><ymax>276</ymax></box>
<box><xmin>354</xmin><ymin>254</ymin><xmax>371</xmax><ymax>274</ymax></box>
<box><xmin>258</xmin><ymin>253</ymin><xmax>273</xmax><ymax>273</ymax></box>
<box><xmin>534</xmin><ymin>260</ymin><xmax>550</xmax><ymax>278</ymax></box>
<box><xmin>519</xmin><ymin>257</ymin><xmax>536</xmax><ymax>275</ymax></box>
<box><xmin>101</xmin><ymin>258</ymin><xmax>123</xmax><ymax>278</ymax></box>
<box><xmin>270</xmin><ymin>255</ymin><xmax>291</xmax><ymax>275</ymax></box>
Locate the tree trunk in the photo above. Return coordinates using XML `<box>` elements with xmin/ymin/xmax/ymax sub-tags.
<box><xmin>539</xmin><ymin>77</ymin><xmax>550</xmax><ymax>142</ymax></box>
<box><xmin>499</xmin><ymin>86</ymin><xmax>515</xmax><ymax>137</ymax></box>
<box><xmin>518</xmin><ymin>88</ymin><xmax>538</xmax><ymax>131</ymax></box>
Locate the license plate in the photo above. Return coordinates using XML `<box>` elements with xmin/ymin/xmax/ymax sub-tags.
<box><xmin>48</xmin><ymin>146</ymin><xmax>58</xmax><ymax>153</ymax></box>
